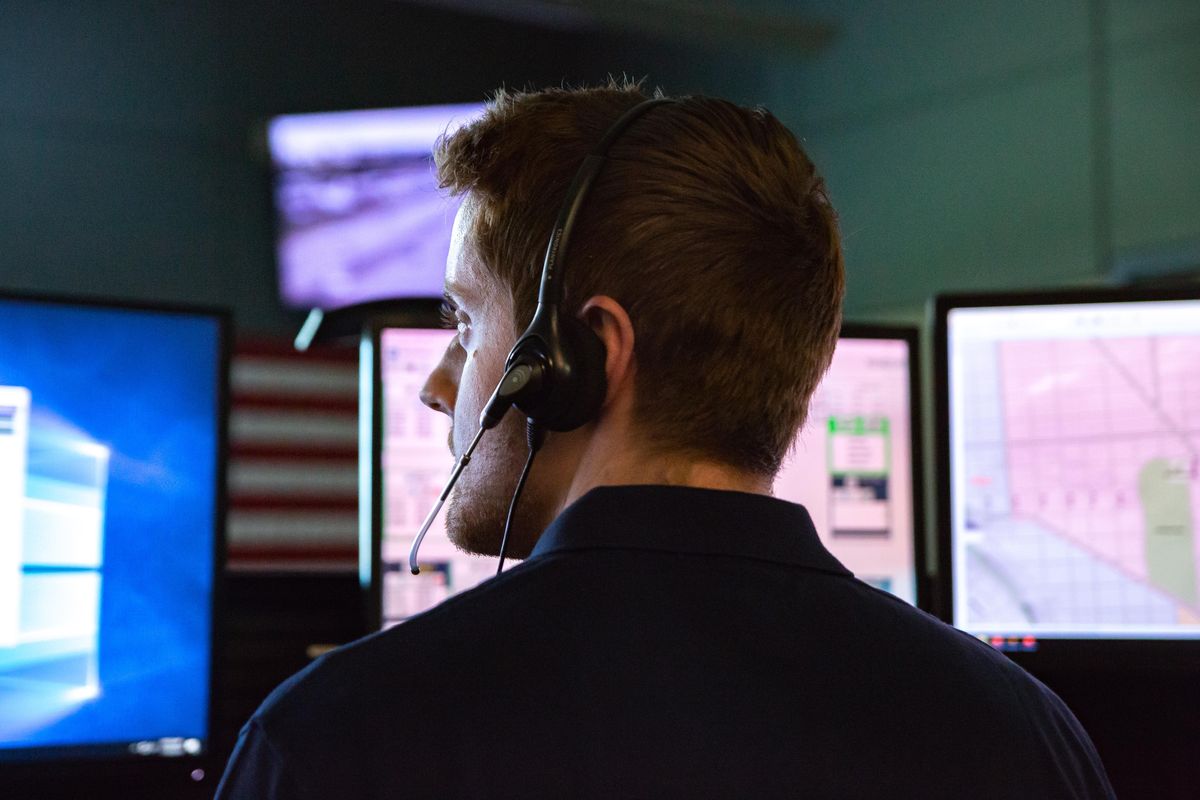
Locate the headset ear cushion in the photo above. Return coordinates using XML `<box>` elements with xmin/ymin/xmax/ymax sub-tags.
<box><xmin>547</xmin><ymin>314</ymin><xmax>608</xmax><ymax>432</ymax></box>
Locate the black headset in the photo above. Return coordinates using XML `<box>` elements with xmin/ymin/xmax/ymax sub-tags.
<box><xmin>478</xmin><ymin>97</ymin><xmax>676</xmax><ymax>434</ymax></box>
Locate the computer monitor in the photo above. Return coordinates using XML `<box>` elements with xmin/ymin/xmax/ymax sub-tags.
<box><xmin>774</xmin><ymin>325</ymin><xmax>924</xmax><ymax>607</ymax></box>
<box><xmin>364</xmin><ymin>310</ymin><xmax>925</xmax><ymax>628</ymax></box>
<box><xmin>934</xmin><ymin>288</ymin><xmax>1200</xmax><ymax>662</ymax></box>
<box><xmin>359</xmin><ymin>305</ymin><xmax>488</xmax><ymax>629</ymax></box>
<box><xmin>0</xmin><ymin>293</ymin><xmax>227</xmax><ymax>792</ymax></box>
<box><xmin>267</xmin><ymin>102</ymin><xmax>484</xmax><ymax>310</ymax></box>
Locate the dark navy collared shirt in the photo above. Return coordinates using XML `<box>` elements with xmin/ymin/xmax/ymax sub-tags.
<box><xmin>217</xmin><ymin>485</ymin><xmax>1114</xmax><ymax>798</ymax></box>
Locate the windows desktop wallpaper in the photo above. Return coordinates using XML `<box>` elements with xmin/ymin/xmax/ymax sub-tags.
<box><xmin>0</xmin><ymin>300</ymin><xmax>219</xmax><ymax>756</ymax></box>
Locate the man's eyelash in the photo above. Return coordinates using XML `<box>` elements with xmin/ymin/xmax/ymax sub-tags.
<box><xmin>439</xmin><ymin>300</ymin><xmax>457</xmax><ymax>330</ymax></box>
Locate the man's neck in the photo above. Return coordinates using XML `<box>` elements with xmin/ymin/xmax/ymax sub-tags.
<box><xmin>543</xmin><ymin>381</ymin><xmax>773</xmax><ymax>518</ymax></box>
<box><xmin>560</xmin><ymin>440</ymin><xmax>772</xmax><ymax>513</ymax></box>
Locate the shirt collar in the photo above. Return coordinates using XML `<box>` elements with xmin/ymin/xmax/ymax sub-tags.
<box><xmin>529</xmin><ymin>484</ymin><xmax>852</xmax><ymax>578</ymax></box>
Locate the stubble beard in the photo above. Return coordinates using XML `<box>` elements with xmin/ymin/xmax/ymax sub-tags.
<box><xmin>444</xmin><ymin>413</ymin><xmax>555</xmax><ymax>560</ymax></box>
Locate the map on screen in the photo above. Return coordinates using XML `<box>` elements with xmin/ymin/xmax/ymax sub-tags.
<box><xmin>375</xmin><ymin>329</ymin><xmax>920</xmax><ymax>628</ymax></box>
<box><xmin>947</xmin><ymin>299</ymin><xmax>1200</xmax><ymax>638</ymax></box>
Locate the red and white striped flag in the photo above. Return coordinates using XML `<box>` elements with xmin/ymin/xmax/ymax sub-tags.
<box><xmin>226</xmin><ymin>338</ymin><xmax>359</xmax><ymax>571</ymax></box>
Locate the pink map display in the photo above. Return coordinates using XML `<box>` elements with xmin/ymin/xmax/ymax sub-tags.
<box><xmin>949</xmin><ymin>301</ymin><xmax>1200</xmax><ymax>637</ymax></box>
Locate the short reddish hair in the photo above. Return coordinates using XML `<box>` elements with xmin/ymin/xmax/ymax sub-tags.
<box><xmin>436</xmin><ymin>81</ymin><xmax>844</xmax><ymax>476</ymax></box>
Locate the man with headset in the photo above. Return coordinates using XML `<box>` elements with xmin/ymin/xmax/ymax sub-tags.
<box><xmin>217</xmin><ymin>83</ymin><xmax>1114</xmax><ymax>797</ymax></box>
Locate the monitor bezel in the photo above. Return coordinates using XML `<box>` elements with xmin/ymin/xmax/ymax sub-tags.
<box><xmin>932</xmin><ymin>285</ymin><xmax>1200</xmax><ymax>672</ymax></box>
<box><xmin>362</xmin><ymin>311</ymin><xmax>929</xmax><ymax>625</ymax></box>
<box><xmin>0</xmin><ymin>289</ymin><xmax>230</xmax><ymax>792</ymax></box>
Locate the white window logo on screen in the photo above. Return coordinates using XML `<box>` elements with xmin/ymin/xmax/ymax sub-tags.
<box><xmin>0</xmin><ymin>385</ymin><xmax>109</xmax><ymax>733</ymax></box>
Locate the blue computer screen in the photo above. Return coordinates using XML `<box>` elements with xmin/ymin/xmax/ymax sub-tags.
<box><xmin>0</xmin><ymin>298</ymin><xmax>221</xmax><ymax>759</ymax></box>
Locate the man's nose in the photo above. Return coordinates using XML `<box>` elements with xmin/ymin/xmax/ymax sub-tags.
<box><xmin>418</xmin><ymin>377</ymin><xmax>449</xmax><ymax>415</ymax></box>
<box><xmin>420</xmin><ymin>341</ymin><xmax>461</xmax><ymax>415</ymax></box>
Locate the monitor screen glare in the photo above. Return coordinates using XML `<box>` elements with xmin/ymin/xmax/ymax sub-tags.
<box><xmin>0</xmin><ymin>297</ymin><xmax>221</xmax><ymax>760</ymax></box>
<box><xmin>268</xmin><ymin>103</ymin><xmax>483</xmax><ymax>309</ymax></box>
<box><xmin>377</xmin><ymin>330</ymin><xmax>919</xmax><ymax>629</ymax></box>
<box><xmin>946</xmin><ymin>299</ymin><xmax>1200</xmax><ymax>639</ymax></box>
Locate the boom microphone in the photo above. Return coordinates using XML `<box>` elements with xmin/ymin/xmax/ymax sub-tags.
<box><xmin>408</xmin><ymin>360</ymin><xmax>544</xmax><ymax>574</ymax></box>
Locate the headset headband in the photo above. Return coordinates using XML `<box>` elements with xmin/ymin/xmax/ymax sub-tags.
<box><xmin>536</xmin><ymin>97</ymin><xmax>676</xmax><ymax>308</ymax></box>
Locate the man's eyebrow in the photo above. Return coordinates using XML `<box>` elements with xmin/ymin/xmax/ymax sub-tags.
<box><xmin>443</xmin><ymin>279</ymin><xmax>477</xmax><ymax>306</ymax></box>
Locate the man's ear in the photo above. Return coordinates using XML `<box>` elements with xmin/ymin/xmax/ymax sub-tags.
<box><xmin>578</xmin><ymin>296</ymin><xmax>635</xmax><ymax>408</ymax></box>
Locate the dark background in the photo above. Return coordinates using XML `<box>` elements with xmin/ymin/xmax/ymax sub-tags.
<box><xmin>1</xmin><ymin>1</ymin><xmax>1198</xmax><ymax>797</ymax></box>
<box><xmin>3</xmin><ymin>1</ymin><xmax>1197</xmax><ymax>335</ymax></box>
<box><xmin>0</xmin><ymin>0</ymin><xmax>766</xmax><ymax>336</ymax></box>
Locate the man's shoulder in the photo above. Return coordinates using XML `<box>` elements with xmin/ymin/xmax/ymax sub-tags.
<box><xmin>216</xmin><ymin>574</ymin><xmax>525</xmax><ymax>799</ymax></box>
<box><xmin>848</xmin><ymin>587</ymin><xmax>1074</xmax><ymax>716</ymax></box>
<box><xmin>252</xmin><ymin>556</ymin><xmax>562</xmax><ymax>731</ymax></box>
<box><xmin>856</xmin><ymin>590</ymin><xmax>1112</xmax><ymax>795</ymax></box>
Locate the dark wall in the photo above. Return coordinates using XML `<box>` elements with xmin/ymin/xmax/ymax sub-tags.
<box><xmin>0</xmin><ymin>2</ymin><xmax>576</xmax><ymax>335</ymax></box>
<box><xmin>0</xmin><ymin>2</ymin><xmax>770</xmax><ymax>338</ymax></box>
<box><xmin>766</xmin><ymin>0</ymin><xmax>1200</xmax><ymax>321</ymax></box>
